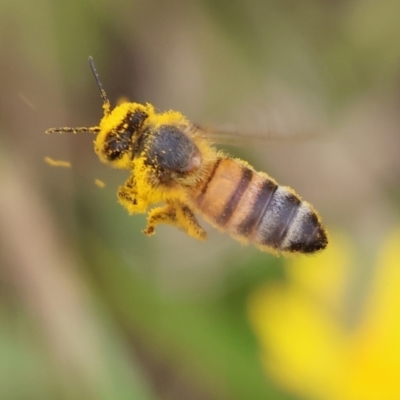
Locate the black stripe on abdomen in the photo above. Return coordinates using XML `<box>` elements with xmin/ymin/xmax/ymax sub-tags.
<box><xmin>196</xmin><ymin>158</ymin><xmax>222</xmax><ymax>205</ymax></box>
<box><xmin>282</xmin><ymin>206</ymin><xmax>328</xmax><ymax>253</ymax></box>
<box><xmin>236</xmin><ymin>178</ymin><xmax>278</xmax><ymax>236</ymax></box>
<box><xmin>255</xmin><ymin>187</ymin><xmax>301</xmax><ymax>249</ymax></box>
<box><xmin>217</xmin><ymin>168</ymin><xmax>253</xmax><ymax>226</ymax></box>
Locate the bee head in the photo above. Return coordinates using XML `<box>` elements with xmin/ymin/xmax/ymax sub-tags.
<box><xmin>95</xmin><ymin>103</ymin><xmax>149</xmax><ymax>168</ymax></box>
<box><xmin>46</xmin><ymin>57</ymin><xmax>151</xmax><ymax>169</ymax></box>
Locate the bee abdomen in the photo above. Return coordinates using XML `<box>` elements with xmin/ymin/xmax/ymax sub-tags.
<box><xmin>192</xmin><ymin>158</ymin><xmax>327</xmax><ymax>254</ymax></box>
<box><xmin>250</xmin><ymin>186</ymin><xmax>327</xmax><ymax>253</ymax></box>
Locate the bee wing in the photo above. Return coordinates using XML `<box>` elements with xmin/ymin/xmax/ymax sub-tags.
<box><xmin>193</xmin><ymin>124</ymin><xmax>321</xmax><ymax>147</ymax></box>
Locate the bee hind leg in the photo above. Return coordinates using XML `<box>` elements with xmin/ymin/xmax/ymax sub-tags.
<box><xmin>176</xmin><ymin>204</ymin><xmax>207</xmax><ymax>240</ymax></box>
<box><xmin>144</xmin><ymin>203</ymin><xmax>207</xmax><ymax>241</ymax></box>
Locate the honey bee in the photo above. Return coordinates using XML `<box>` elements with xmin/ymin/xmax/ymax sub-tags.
<box><xmin>46</xmin><ymin>57</ymin><xmax>328</xmax><ymax>254</ymax></box>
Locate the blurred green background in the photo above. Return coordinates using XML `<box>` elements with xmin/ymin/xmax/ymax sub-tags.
<box><xmin>1</xmin><ymin>1</ymin><xmax>400</xmax><ymax>399</ymax></box>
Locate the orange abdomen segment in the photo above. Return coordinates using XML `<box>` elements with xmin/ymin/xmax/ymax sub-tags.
<box><xmin>191</xmin><ymin>158</ymin><xmax>327</xmax><ymax>253</ymax></box>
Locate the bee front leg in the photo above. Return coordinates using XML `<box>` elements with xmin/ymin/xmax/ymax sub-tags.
<box><xmin>144</xmin><ymin>203</ymin><xmax>207</xmax><ymax>241</ymax></box>
<box><xmin>117</xmin><ymin>181</ymin><xmax>149</xmax><ymax>214</ymax></box>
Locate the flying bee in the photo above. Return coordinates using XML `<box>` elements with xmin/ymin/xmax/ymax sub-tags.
<box><xmin>46</xmin><ymin>57</ymin><xmax>328</xmax><ymax>255</ymax></box>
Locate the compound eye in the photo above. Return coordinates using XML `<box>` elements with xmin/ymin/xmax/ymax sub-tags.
<box><xmin>101</xmin><ymin>109</ymin><xmax>148</xmax><ymax>162</ymax></box>
<box><xmin>128</xmin><ymin>109</ymin><xmax>148</xmax><ymax>132</ymax></box>
<box><xmin>105</xmin><ymin>135</ymin><xmax>130</xmax><ymax>160</ymax></box>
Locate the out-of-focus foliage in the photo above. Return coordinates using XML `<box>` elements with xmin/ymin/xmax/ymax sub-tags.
<box><xmin>1</xmin><ymin>0</ymin><xmax>400</xmax><ymax>399</ymax></box>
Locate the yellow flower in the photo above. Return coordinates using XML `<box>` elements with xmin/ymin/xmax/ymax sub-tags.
<box><xmin>248</xmin><ymin>229</ymin><xmax>400</xmax><ymax>400</ymax></box>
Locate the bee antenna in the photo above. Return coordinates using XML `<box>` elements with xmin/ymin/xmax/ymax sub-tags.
<box><xmin>45</xmin><ymin>127</ymin><xmax>100</xmax><ymax>135</ymax></box>
<box><xmin>88</xmin><ymin>56</ymin><xmax>111</xmax><ymax>115</ymax></box>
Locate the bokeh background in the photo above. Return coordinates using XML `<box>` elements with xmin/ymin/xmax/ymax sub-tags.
<box><xmin>1</xmin><ymin>1</ymin><xmax>400</xmax><ymax>399</ymax></box>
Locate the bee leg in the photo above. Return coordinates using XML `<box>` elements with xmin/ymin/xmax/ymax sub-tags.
<box><xmin>176</xmin><ymin>204</ymin><xmax>207</xmax><ymax>240</ymax></box>
<box><xmin>144</xmin><ymin>203</ymin><xmax>207</xmax><ymax>241</ymax></box>
<box><xmin>117</xmin><ymin>182</ymin><xmax>149</xmax><ymax>214</ymax></box>
<box><xmin>143</xmin><ymin>204</ymin><xmax>177</xmax><ymax>236</ymax></box>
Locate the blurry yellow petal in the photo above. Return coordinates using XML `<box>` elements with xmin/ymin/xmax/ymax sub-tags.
<box><xmin>360</xmin><ymin>227</ymin><xmax>400</xmax><ymax>337</ymax></box>
<box><xmin>249</xmin><ymin>227</ymin><xmax>400</xmax><ymax>400</ymax></box>
<box><xmin>249</xmin><ymin>283</ymin><xmax>346</xmax><ymax>400</ymax></box>
<box><xmin>345</xmin><ymin>227</ymin><xmax>400</xmax><ymax>400</ymax></box>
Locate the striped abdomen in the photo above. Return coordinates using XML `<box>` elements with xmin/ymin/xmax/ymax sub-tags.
<box><xmin>191</xmin><ymin>158</ymin><xmax>327</xmax><ymax>253</ymax></box>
